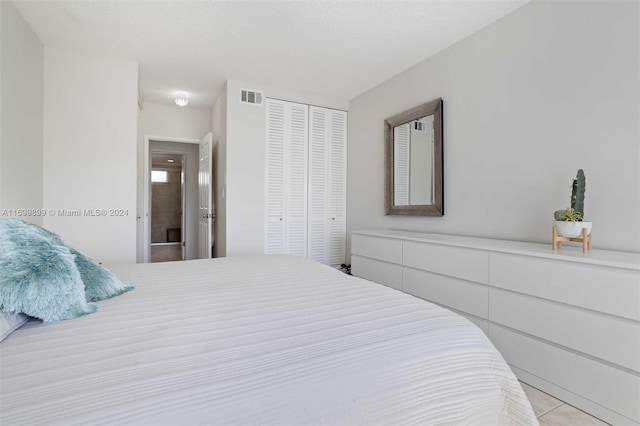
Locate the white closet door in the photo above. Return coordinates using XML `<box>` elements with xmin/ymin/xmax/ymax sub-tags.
<box><xmin>308</xmin><ymin>106</ymin><xmax>328</xmax><ymax>263</ymax></box>
<box><xmin>264</xmin><ymin>99</ymin><xmax>308</xmax><ymax>256</ymax></box>
<box><xmin>328</xmin><ymin>109</ymin><xmax>347</xmax><ymax>267</ymax></box>
<box><xmin>265</xmin><ymin>99</ymin><xmax>286</xmax><ymax>254</ymax></box>
<box><xmin>308</xmin><ymin>106</ymin><xmax>347</xmax><ymax>267</ymax></box>
<box><xmin>286</xmin><ymin>103</ymin><xmax>309</xmax><ymax>257</ymax></box>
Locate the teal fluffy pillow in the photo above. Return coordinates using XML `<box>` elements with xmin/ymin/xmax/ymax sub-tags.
<box><xmin>0</xmin><ymin>219</ymin><xmax>97</xmax><ymax>322</ymax></box>
<box><xmin>70</xmin><ymin>248</ymin><xmax>134</xmax><ymax>302</ymax></box>
<box><xmin>2</xmin><ymin>219</ymin><xmax>134</xmax><ymax>303</ymax></box>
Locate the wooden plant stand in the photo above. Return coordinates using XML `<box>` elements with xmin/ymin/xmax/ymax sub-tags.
<box><xmin>552</xmin><ymin>225</ymin><xmax>592</xmax><ymax>253</ymax></box>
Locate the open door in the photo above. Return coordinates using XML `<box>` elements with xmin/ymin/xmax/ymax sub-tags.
<box><xmin>198</xmin><ymin>132</ymin><xmax>214</xmax><ymax>259</ymax></box>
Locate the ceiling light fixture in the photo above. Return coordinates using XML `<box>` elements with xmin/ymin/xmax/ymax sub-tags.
<box><xmin>167</xmin><ymin>159</ymin><xmax>175</xmax><ymax>163</ymax></box>
<box><xmin>175</xmin><ymin>92</ymin><xmax>188</xmax><ymax>107</ymax></box>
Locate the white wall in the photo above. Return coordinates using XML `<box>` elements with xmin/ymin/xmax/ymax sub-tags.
<box><xmin>223</xmin><ymin>79</ymin><xmax>348</xmax><ymax>256</ymax></box>
<box><xmin>137</xmin><ymin>102</ymin><xmax>211</xmax><ymax>262</ymax></box>
<box><xmin>211</xmin><ymin>84</ymin><xmax>227</xmax><ymax>257</ymax></box>
<box><xmin>139</xmin><ymin>102</ymin><xmax>211</xmax><ymax>140</ymax></box>
<box><xmin>0</xmin><ymin>1</ymin><xmax>43</xmax><ymax>224</ymax></box>
<box><xmin>43</xmin><ymin>47</ymin><xmax>138</xmax><ymax>263</ymax></box>
<box><xmin>347</xmin><ymin>0</ymin><xmax>640</xmax><ymax>257</ymax></box>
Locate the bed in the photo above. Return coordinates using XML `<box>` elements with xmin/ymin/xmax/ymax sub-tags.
<box><xmin>1</xmin><ymin>255</ymin><xmax>537</xmax><ymax>425</ymax></box>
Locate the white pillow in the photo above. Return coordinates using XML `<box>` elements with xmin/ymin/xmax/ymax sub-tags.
<box><xmin>0</xmin><ymin>311</ymin><xmax>28</xmax><ymax>342</ymax></box>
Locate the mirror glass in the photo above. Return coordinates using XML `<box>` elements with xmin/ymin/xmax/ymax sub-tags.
<box><xmin>392</xmin><ymin>115</ymin><xmax>434</xmax><ymax>206</ymax></box>
<box><xmin>384</xmin><ymin>98</ymin><xmax>443</xmax><ymax>216</ymax></box>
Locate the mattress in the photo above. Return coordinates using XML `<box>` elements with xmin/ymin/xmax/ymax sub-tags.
<box><xmin>0</xmin><ymin>255</ymin><xmax>537</xmax><ymax>425</ymax></box>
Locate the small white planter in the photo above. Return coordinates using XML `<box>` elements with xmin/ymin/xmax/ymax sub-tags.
<box><xmin>555</xmin><ymin>221</ymin><xmax>592</xmax><ymax>238</ymax></box>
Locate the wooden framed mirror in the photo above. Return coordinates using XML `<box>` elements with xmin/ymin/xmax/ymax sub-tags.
<box><xmin>385</xmin><ymin>98</ymin><xmax>443</xmax><ymax>216</ymax></box>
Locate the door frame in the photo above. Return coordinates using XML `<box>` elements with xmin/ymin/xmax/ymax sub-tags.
<box><xmin>142</xmin><ymin>135</ymin><xmax>199</xmax><ymax>263</ymax></box>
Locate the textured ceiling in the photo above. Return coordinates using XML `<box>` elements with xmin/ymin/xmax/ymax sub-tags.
<box><xmin>14</xmin><ymin>0</ymin><xmax>530</xmax><ymax>109</ymax></box>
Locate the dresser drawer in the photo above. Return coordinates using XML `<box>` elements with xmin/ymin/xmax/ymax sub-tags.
<box><xmin>351</xmin><ymin>234</ymin><xmax>402</xmax><ymax>264</ymax></box>
<box><xmin>403</xmin><ymin>241</ymin><xmax>489</xmax><ymax>284</ymax></box>
<box><xmin>490</xmin><ymin>288</ymin><xmax>640</xmax><ymax>371</ymax></box>
<box><xmin>403</xmin><ymin>267</ymin><xmax>488</xmax><ymax>319</ymax></box>
<box><xmin>351</xmin><ymin>255</ymin><xmax>402</xmax><ymax>290</ymax></box>
<box><xmin>490</xmin><ymin>253</ymin><xmax>640</xmax><ymax>321</ymax></box>
<box><xmin>490</xmin><ymin>324</ymin><xmax>640</xmax><ymax>423</ymax></box>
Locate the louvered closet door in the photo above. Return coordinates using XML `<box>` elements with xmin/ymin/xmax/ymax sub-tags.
<box><xmin>264</xmin><ymin>99</ymin><xmax>308</xmax><ymax>256</ymax></box>
<box><xmin>328</xmin><ymin>109</ymin><xmax>347</xmax><ymax>267</ymax></box>
<box><xmin>265</xmin><ymin>100</ymin><xmax>286</xmax><ymax>254</ymax></box>
<box><xmin>308</xmin><ymin>107</ymin><xmax>328</xmax><ymax>263</ymax></box>
<box><xmin>308</xmin><ymin>106</ymin><xmax>347</xmax><ymax>267</ymax></box>
<box><xmin>286</xmin><ymin>103</ymin><xmax>309</xmax><ymax>256</ymax></box>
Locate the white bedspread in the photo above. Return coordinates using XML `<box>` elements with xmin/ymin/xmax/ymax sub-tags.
<box><xmin>0</xmin><ymin>255</ymin><xmax>537</xmax><ymax>425</ymax></box>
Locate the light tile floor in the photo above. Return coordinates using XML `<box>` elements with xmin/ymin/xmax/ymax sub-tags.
<box><xmin>520</xmin><ymin>382</ymin><xmax>610</xmax><ymax>426</ymax></box>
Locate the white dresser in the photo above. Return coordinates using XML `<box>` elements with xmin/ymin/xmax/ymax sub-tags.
<box><xmin>351</xmin><ymin>229</ymin><xmax>640</xmax><ymax>426</ymax></box>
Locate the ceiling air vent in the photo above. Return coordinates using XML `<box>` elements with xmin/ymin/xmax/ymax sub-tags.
<box><xmin>240</xmin><ymin>89</ymin><xmax>263</xmax><ymax>105</ymax></box>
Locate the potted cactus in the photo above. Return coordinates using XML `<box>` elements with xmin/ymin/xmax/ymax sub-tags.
<box><xmin>553</xmin><ymin>169</ymin><xmax>592</xmax><ymax>238</ymax></box>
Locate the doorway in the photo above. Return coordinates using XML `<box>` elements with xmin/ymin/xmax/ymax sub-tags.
<box><xmin>144</xmin><ymin>139</ymin><xmax>200</xmax><ymax>262</ymax></box>
<box><xmin>150</xmin><ymin>152</ymin><xmax>185</xmax><ymax>262</ymax></box>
